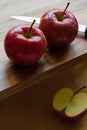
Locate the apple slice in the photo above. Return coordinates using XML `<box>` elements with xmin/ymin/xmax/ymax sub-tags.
<box><xmin>52</xmin><ymin>87</ymin><xmax>87</xmax><ymax>120</ymax></box>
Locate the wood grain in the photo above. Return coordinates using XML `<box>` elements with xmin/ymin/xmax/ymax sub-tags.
<box><xmin>0</xmin><ymin>0</ymin><xmax>87</xmax><ymax>99</ymax></box>
<box><xmin>0</xmin><ymin>0</ymin><xmax>87</xmax><ymax>129</ymax></box>
<box><xmin>0</xmin><ymin>61</ymin><xmax>87</xmax><ymax>130</ymax></box>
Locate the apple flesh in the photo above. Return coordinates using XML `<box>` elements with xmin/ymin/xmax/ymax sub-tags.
<box><xmin>52</xmin><ymin>87</ymin><xmax>87</xmax><ymax>120</ymax></box>
<box><xmin>4</xmin><ymin>24</ymin><xmax>47</xmax><ymax>66</ymax></box>
<box><xmin>39</xmin><ymin>9</ymin><xmax>78</xmax><ymax>47</ymax></box>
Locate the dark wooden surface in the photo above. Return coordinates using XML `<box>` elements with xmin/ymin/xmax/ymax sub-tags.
<box><xmin>0</xmin><ymin>0</ymin><xmax>87</xmax><ymax>99</ymax></box>
<box><xmin>0</xmin><ymin>61</ymin><xmax>87</xmax><ymax>130</ymax></box>
<box><xmin>0</xmin><ymin>0</ymin><xmax>87</xmax><ymax>129</ymax></box>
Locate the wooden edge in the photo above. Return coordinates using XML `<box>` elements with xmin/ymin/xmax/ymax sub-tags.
<box><xmin>0</xmin><ymin>52</ymin><xmax>87</xmax><ymax>101</ymax></box>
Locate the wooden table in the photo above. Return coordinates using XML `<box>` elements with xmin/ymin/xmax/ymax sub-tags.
<box><xmin>0</xmin><ymin>0</ymin><xmax>87</xmax><ymax>129</ymax></box>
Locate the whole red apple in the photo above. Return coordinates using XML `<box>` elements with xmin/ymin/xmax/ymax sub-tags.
<box><xmin>39</xmin><ymin>3</ymin><xmax>78</xmax><ymax>47</ymax></box>
<box><xmin>4</xmin><ymin>22</ymin><xmax>47</xmax><ymax>66</ymax></box>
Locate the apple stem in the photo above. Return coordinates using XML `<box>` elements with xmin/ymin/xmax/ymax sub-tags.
<box><xmin>63</xmin><ymin>86</ymin><xmax>87</xmax><ymax>112</ymax></box>
<box><xmin>26</xmin><ymin>19</ymin><xmax>36</xmax><ymax>38</ymax></box>
<box><xmin>74</xmin><ymin>86</ymin><xmax>87</xmax><ymax>96</ymax></box>
<box><xmin>69</xmin><ymin>86</ymin><xmax>87</xmax><ymax>103</ymax></box>
<box><xmin>63</xmin><ymin>2</ymin><xmax>70</xmax><ymax>14</ymax></box>
<box><xmin>59</xmin><ymin>2</ymin><xmax>70</xmax><ymax>21</ymax></box>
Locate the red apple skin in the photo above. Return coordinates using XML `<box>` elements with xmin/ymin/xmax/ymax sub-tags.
<box><xmin>4</xmin><ymin>24</ymin><xmax>47</xmax><ymax>66</ymax></box>
<box><xmin>39</xmin><ymin>9</ymin><xmax>78</xmax><ymax>47</ymax></box>
<box><xmin>54</xmin><ymin>109</ymin><xmax>87</xmax><ymax>121</ymax></box>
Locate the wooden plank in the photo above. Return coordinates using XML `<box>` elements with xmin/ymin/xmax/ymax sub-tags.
<box><xmin>0</xmin><ymin>1</ymin><xmax>87</xmax><ymax>130</ymax></box>
<box><xmin>0</xmin><ymin>0</ymin><xmax>87</xmax><ymax>100</ymax></box>
<box><xmin>0</xmin><ymin>61</ymin><xmax>87</xmax><ymax>129</ymax></box>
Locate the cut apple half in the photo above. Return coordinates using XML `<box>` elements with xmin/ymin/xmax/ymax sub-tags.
<box><xmin>52</xmin><ymin>87</ymin><xmax>87</xmax><ymax>120</ymax></box>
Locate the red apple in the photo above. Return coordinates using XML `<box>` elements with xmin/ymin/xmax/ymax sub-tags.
<box><xmin>52</xmin><ymin>86</ymin><xmax>87</xmax><ymax>120</ymax></box>
<box><xmin>4</xmin><ymin>20</ymin><xmax>47</xmax><ymax>66</ymax></box>
<box><xmin>39</xmin><ymin>2</ymin><xmax>78</xmax><ymax>47</ymax></box>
